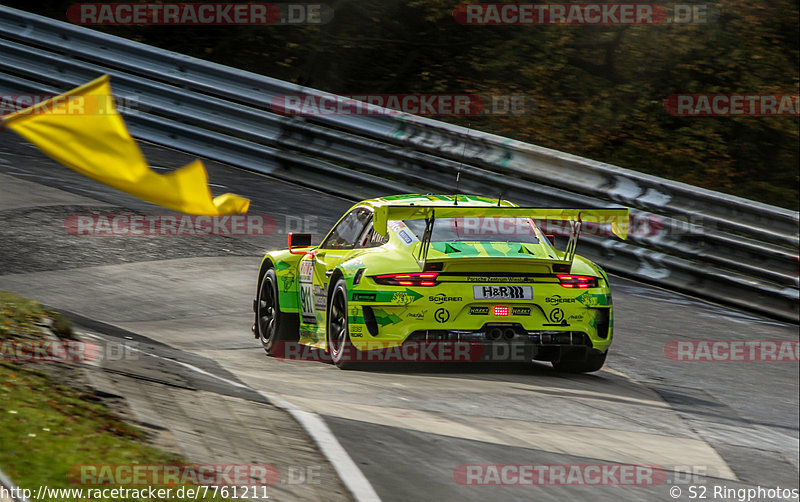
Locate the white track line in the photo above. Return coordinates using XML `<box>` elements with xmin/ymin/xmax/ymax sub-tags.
<box><xmin>85</xmin><ymin>335</ymin><xmax>381</xmax><ymax>502</ymax></box>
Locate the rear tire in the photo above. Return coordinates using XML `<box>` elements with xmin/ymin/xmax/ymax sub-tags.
<box><xmin>256</xmin><ymin>268</ymin><xmax>299</xmax><ymax>357</ymax></box>
<box><xmin>552</xmin><ymin>350</ymin><xmax>607</xmax><ymax>373</ymax></box>
<box><xmin>327</xmin><ymin>278</ymin><xmax>360</xmax><ymax>369</ymax></box>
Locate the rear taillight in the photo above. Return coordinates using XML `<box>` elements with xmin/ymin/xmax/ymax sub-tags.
<box><xmin>374</xmin><ymin>272</ymin><xmax>440</xmax><ymax>287</ymax></box>
<box><xmin>557</xmin><ymin>274</ymin><xmax>598</xmax><ymax>289</ymax></box>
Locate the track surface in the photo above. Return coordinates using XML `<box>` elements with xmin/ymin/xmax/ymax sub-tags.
<box><xmin>0</xmin><ymin>135</ymin><xmax>798</xmax><ymax>501</ymax></box>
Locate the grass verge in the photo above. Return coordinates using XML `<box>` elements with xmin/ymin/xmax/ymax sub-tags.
<box><xmin>0</xmin><ymin>291</ymin><xmax>231</xmax><ymax>501</ymax></box>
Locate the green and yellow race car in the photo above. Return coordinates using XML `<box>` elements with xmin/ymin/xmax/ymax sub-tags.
<box><xmin>252</xmin><ymin>194</ymin><xmax>628</xmax><ymax>372</ymax></box>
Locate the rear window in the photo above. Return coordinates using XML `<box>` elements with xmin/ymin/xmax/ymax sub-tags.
<box><xmin>402</xmin><ymin>217</ymin><xmax>540</xmax><ymax>244</ymax></box>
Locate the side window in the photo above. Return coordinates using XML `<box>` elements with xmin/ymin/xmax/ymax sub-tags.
<box><xmin>357</xmin><ymin>219</ymin><xmax>389</xmax><ymax>249</ymax></box>
<box><xmin>321</xmin><ymin>208</ymin><xmax>372</xmax><ymax>249</ymax></box>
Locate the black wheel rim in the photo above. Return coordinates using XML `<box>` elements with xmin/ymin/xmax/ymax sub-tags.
<box><xmin>328</xmin><ymin>288</ymin><xmax>348</xmax><ymax>359</ymax></box>
<box><xmin>258</xmin><ymin>276</ymin><xmax>276</xmax><ymax>343</ymax></box>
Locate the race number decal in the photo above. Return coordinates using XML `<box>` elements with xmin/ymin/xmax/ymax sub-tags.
<box><xmin>299</xmin><ymin>258</ymin><xmax>316</xmax><ymax>323</ymax></box>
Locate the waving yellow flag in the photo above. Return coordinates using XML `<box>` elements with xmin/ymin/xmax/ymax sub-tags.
<box><xmin>1</xmin><ymin>75</ymin><xmax>249</xmax><ymax>215</ymax></box>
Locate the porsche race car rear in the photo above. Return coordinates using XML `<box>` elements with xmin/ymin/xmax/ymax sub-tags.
<box><xmin>340</xmin><ymin>204</ymin><xmax>627</xmax><ymax>372</ymax></box>
<box><xmin>346</xmin><ymin>254</ymin><xmax>613</xmax><ymax>371</ymax></box>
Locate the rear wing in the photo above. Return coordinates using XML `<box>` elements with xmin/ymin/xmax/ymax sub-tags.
<box><xmin>372</xmin><ymin>205</ymin><xmax>629</xmax><ymax>268</ymax></box>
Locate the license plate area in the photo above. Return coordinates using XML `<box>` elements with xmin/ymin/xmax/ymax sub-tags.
<box><xmin>473</xmin><ymin>285</ymin><xmax>533</xmax><ymax>300</ymax></box>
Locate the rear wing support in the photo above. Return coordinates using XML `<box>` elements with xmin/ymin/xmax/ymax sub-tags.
<box><xmin>416</xmin><ymin>211</ymin><xmax>435</xmax><ymax>270</ymax></box>
<box><xmin>564</xmin><ymin>218</ymin><xmax>582</xmax><ymax>262</ymax></box>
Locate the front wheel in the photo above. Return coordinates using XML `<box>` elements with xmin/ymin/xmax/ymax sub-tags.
<box><xmin>256</xmin><ymin>268</ymin><xmax>298</xmax><ymax>357</ymax></box>
<box><xmin>552</xmin><ymin>350</ymin><xmax>607</xmax><ymax>373</ymax></box>
<box><xmin>327</xmin><ymin>278</ymin><xmax>359</xmax><ymax>369</ymax></box>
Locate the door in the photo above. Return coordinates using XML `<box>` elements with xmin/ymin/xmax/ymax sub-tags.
<box><xmin>298</xmin><ymin>207</ymin><xmax>373</xmax><ymax>327</ymax></box>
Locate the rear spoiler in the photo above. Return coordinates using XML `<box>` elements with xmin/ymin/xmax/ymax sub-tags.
<box><xmin>372</xmin><ymin>205</ymin><xmax>629</xmax><ymax>268</ymax></box>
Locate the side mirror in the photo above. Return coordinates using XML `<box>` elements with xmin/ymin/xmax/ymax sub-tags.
<box><xmin>288</xmin><ymin>233</ymin><xmax>313</xmax><ymax>254</ymax></box>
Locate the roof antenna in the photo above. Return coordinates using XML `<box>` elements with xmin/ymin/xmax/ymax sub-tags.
<box><xmin>454</xmin><ymin>121</ymin><xmax>470</xmax><ymax>206</ymax></box>
<box><xmin>497</xmin><ymin>192</ymin><xmax>503</xmax><ymax>206</ymax></box>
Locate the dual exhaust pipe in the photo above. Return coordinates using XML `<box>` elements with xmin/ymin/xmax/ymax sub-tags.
<box><xmin>486</xmin><ymin>327</ymin><xmax>516</xmax><ymax>341</ymax></box>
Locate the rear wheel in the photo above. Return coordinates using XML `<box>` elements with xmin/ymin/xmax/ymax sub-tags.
<box><xmin>552</xmin><ymin>350</ymin><xmax>607</xmax><ymax>373</ymax></box>
<box><xmin>256</xmin><ymin>268</ymin><xmax>298</xmax><ymax>357</ymax></box>
<box><xmin>327</xmin><ymin>278</ymin><xmax>359</xmax><ymax>369</ymax></box>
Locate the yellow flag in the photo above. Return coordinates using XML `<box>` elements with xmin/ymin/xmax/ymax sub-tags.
<box><xmin>1</xmin><ymin>75</ymin><xmax>249</xmax><ymax>215</ymax></box>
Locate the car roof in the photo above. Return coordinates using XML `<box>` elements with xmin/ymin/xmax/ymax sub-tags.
<box><xmin>362</xmin><ymin>194</ymin><xmax>517</xmax><ymax>209</ymax></box>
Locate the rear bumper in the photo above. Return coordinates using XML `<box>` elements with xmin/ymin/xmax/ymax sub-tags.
<box><xmin>405</xmin><ymin>328</ymin><xmax>598</xmax><ymax>362</ymax></box>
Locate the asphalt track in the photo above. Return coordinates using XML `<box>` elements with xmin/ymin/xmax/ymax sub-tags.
<box><xmin>0</xmin><ymin>134</ymin><xmax>798</xmax><ymax>502</ymax></box>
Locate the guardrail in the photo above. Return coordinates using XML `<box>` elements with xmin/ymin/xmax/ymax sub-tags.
<box><xmin>0</xmin><ymin>5</ymin><xmax>797</xmax><ymax>321</ymax></box>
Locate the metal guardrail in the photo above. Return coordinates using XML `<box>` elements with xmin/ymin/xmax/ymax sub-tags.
<box><xmin>0</xmin><ymin>5</ymin><xmax>797</xmax><ymax>321</ymax></box>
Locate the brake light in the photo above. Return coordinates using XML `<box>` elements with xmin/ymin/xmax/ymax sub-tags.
<box><xmin>557</xmin><ymin>274</ymin><xmax>598</xmax><ymax>289</ymax></box>
<box><xmin>374</xmin><ymin>272</ymin><xmax>440</xmax><ymax>287</ymax></box>
<box><xmin>493</xmin><ymin>306</ymin><xmax>509</xmax><ymax>316</ymax></box>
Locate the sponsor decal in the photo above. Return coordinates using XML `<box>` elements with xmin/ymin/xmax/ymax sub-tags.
<box><xmin>429</xmin><ymin>293</ymin><xmax>463</xmax><ymax>304</ymax></box>
<box><xmin>353</xmin><ymin>292</ymin><xmax>377</xmax><ymax>302</ymax></box>
<box><xmin>281</xmin><ymin>271</ymin><xmax>296</xmax><ymax>292</ymax></box>
<box><xmin>466</xmin><ymin>276</ymin><xmax>534</xmax><ymax>283</ymax></box>
<box><xmin>312</xmin><ymin>284</ymin><xmax>327</xmax><ymax>310</ymax></box>
<box><xmin>397</xmin><ymin>228</ymin><xmax>418</xmax><ymax>246</ymax></box>
<box><xmin>575</xmin><ymin>292</ymin><xmax>608</xmax><ymax>307</ymax></box>
<box><xmin>511</xmin><ymin>307</ymin><xmax>531</xmax><ymax>316</ymax></box>
<box><xmin>548</xmin><ymin>308</ymin><xmax>565</xmax><ymax>324</ymax></box>
<box><xmin>387</xmin><ymin>220</ymin><xmax>406</xmax><ymax>232</ymax></box>
<box><xmin>473</xmin><ymin>285</ymin><xmax>532</xmax><ymax>300</ymax></box>
<box><xmin>470</xmin><ymin>306</ymin><xmax>490</xmax><ymax>315</ymax></box>
<box><xmin>434</xmin><ymin>308</ymin><xmax>451</xmax><ymax>323</ymax></box>
<box><xmin>298</xmin><ymin>258</ymin><xmax>315</xmax><ymax>323</ymax></box>
<box><xmin>545</xmin><ymin>295</ymin><xmax>576</xmax><ymax>304</ymax></box>
<box><xmin>391</xmin><ymin>291</ymin><xmax>416</xmax><ymax>305</ymax></box>
<box><xmin>568</xmin><ymin>313</ymin><xmax>585</xmax><ymax>322</ymax></box>
<box><xmin>298</xmin><ymin>259</ymin><xmax>314</xmax><ymax>282</ymax></box>
<box><xmin>405</xmin><ymin>310</ymin><xmax>427</xmax><ymax>320</ymax></box>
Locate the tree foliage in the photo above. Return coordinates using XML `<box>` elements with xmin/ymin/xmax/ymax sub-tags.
<box><xmin>9</xmin><ymin>0</ymin><xmax>798</xmax><ymax>208</ymax></box>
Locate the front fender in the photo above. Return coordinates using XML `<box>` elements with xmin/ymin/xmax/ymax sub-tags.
<box><xmin>257</xmin><ymin>250</ymin><xmax>307</xmax><ymax>313</ymax></box>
